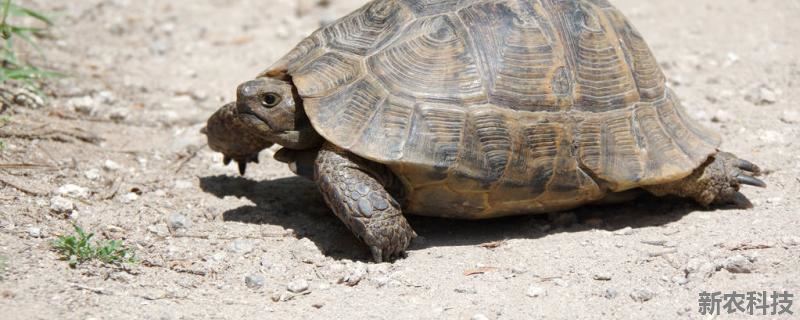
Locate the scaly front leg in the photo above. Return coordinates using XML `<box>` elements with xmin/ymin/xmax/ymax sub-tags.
<box><xmin>315</xmin><ymin>143</ymin><xmax>416</xmax><ymax>262</ymax></box>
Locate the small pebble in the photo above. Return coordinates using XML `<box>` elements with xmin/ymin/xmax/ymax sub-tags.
<box><xmin>312</xmin><ymin>302</ymin><xmax>325</xmax><ymax>309</ymax></box>
<box><xmin>525</xmin><ymin>285</ymin><xmax>546</xmax><ymax>298</ymax></box>
<box><xmin>227</xmin><ymin>239</ymin><xmax>254</xmax><ymax>255</ymax></box>
<box><xmin>121</xmin><ymin>192</ymin><xmax>139</xmax><ymax>203</ymax></box>
<box><xmin>49</xmin><ymin>196</ymin><xmax>75</xmax><ymax>213</ymax></box>
<box><xmin>781</xmin><ymin>236</ymin><xmax>800</xmax><ymax>246</ymax></box>
<box><xmin>454</xmin><ymin>285</ymin><xmax>477</xmax><ymax>294</ymax></box>
<box><xmin>613</xmin><ymin>227</ymin><xmax>634</xmax><ymax>236</ymax></box>
<box><xmin>95</xmin><ymin>90</ymin><xmax>116</xmax><ymax>105</ymax></box>
<box><xmin>103</xmin><ymin>160</ymin><xmax>122</xmax><ymax>171</ymax></box>
<box><xmin>602</xmin><ymin>288</ymin><xmax>618</xmax><ymax>299</ymax></box>
<box><xmin>780</xmin><ymin>111</ymin><xmax>800</xmax><ymax>124</ymax></box>
<box><xmin>711</xmin><ymin>109</ymin><xmax>735</xmax><ymax>123</ymax></box>
<box><xmin>340</xmin><ymin>262</ymin><xmax>367</xmax><ymax>286</ymax></box>
<box><xmin>510</xmin><ymin>265</ymin><xmax>528</xmax><ymax>275</ymax></box>
<box><xmin>146</xmin><ymin>224</ymin><xmax>169</xmax><ymax>237</ymax></box>
<box><xmin>745</xmin><ymin>85</ymin><xmax>779</xmax><ymax>105</ymax></box>
<box><xmin>245</xmin><ymin>274</ymin><xmax>265</xmax><ymax>289</ymax></box>
<box><xmin>27</xmin><ymin>227</ymin><xmax>42</xmax><ymax>238</ymax></box>
<box><xmin>260</xmin><ymin>256</ymin><xmax>272</xmax><ymax>267</ymax></box>
<box><xmin>372</xmin><ymin>275</ymin><xmax>390</xmax><ymax>287</ymax></box>
<box><xmin>593</xmin><ymin>273</ymin><xmax>612</xmax><ymax>281</ymax></box>
<box><xmin>108</xmin><ymin>108</ymin><xmax>129</xmax><ymax>122</ymax></box>
<box><xmin>56</xmin><ymin>184</ymin><xmax>89</xmax><ymax>199</ymax></box>
<box><xmin>471</xmin><ymin>314</ymin><xmax>490</xmax><ymax>320</ymax></box>
<box><xmin>647</xmin><ymin>248</ymin><xmax>678</xmax><ymax>257</ymax></box>
<box><xmin>721</xmin><ymin>254</ymin><xmax>755</xmax><ymax>274</ymax></box>
<box><xmin>167</xmin><ymin>213</ymin><xmax>191</xmax><ymax>232</ymax></box>
<box><xmin>173</xmin><ymin>180</ymin><xmax>193</xmax><ymax>190</ymax></box>
<box><xmin>287</xmin><ymin>279</ymin><xmax>309</xmax><ymax>293</ymax></box>
<box><xmin>630</xmin><ymin>288</ymin><xmax>655</xmax><ymax>302</ymax></box>
<box><xmin>84</xmin><ymin>169</ymin><xmax>101</xmax><ymax>181</ymax></box>
<box><xmin>67</xmin><ymin>96</ymin><xmax>96</xmax><ymax>115</ymax></box>
<box><xmin>671</xmin><ymin>275</ymin><xmax>689</xmax><ymax>285</ymax></box>
<box><xmin>685</xmin><ymin>257</ymin><xmax>716</xmax><ymax>280</ymax></box>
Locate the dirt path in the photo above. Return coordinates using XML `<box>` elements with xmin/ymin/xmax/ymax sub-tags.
<box><xmin>1</xmin><ymin>0</ymin><xmax>798</xmax><ymax>319</ymax></box>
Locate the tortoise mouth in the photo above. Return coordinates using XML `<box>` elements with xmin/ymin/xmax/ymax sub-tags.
<box><xmin>234</xmin><ymin>101</ymin><xmax>275</xmax><ymax>131</ymax></box>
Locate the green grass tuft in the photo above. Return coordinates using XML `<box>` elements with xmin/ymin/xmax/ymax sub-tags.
<box><xmin>0</xmin><ymin>0</ymin><xmax>62</xmax><ymax>89</ymax></box>
<box><xmin>52</xmin><ymin>225</ymin><xmax>136</xmax><ymax>268</ymax></box>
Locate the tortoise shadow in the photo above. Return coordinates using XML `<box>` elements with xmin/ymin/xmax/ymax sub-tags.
<box><xmin>200</xmin><ymin>175</ymin><xmax>716</xmax><ymax>262</ymax></box>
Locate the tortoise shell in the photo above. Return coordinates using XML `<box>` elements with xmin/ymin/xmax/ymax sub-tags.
<box><xmin>261</xmin><ymin>0</ymin><xmax>720</xmax><ymax>218</ymax></box>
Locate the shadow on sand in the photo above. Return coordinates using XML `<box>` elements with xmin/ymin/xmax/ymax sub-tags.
<box><xmin>200</xmin><ymin>175</ymin><xmax>716</xmax><ymax>261</ymax></box>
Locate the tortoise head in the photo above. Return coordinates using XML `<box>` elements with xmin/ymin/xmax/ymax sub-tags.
<box><xmin>204</xmin><ymin>77</ymin><xmax>323</xmax><ymax>174</ymax></box>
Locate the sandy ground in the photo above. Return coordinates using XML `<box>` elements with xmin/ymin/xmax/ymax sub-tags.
<box><xmin>1</xmin><ymin>0</ymin><xmax>798</xmax><ymax>319</ymax></box>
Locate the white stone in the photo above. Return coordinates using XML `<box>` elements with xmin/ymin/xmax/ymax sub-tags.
<box><xmin>526</xmin><ymin>285</ymin><xmax>546</xmax><ymax>298</ymax></box>
<box><xmin>121</xmin><ymin>192</ymin><xmax>139</xmax><ymax>203</ymax></box>
<box><xmin>56</xmin><ymin>184</ymin><xmax>89</xmax><ymax>199</ymax></box>
<box><xmin>103</xmin><ymin>160</ymin><xmax>122</xmax><ymax>171</ymax></box>
<box><xmin>49</xmin><ymin>196</ymin><xmax>75</xmax><ymax>213</ymax></box>
<box><xmin>84</xmin><ymin>169</ymin><xmax>101</xmax><ymax>181</ymax></box>
<box><xmin>287</xmin><ymin>279</ymin><xmax>309</xmax><ymax>293</ymax></box>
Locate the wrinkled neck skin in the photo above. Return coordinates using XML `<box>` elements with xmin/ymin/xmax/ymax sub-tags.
<box><xmin>269</xmin><ymin>123</ymin><xmax>324</xmax><ymax>150</ymax></box>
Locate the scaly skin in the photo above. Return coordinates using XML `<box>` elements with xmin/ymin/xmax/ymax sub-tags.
<box><xmin>314</xmin><ymin>143</ymin><xmax>416</xmax><ymax>262</ymax></box>
<box><xmin>645</xmin><ymin>152</ymin><xmax>766</xmax><ymax>207</ymax></box>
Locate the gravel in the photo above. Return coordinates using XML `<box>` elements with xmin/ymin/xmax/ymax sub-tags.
<box><xmin>287</xmin><ymin>279</ymin><xmax>309</xmax><ymax>293</ymax></box>
<box><xmin>120</xmin><ymin>192</ymin><xmax>139</xmax><ymax>203</ymax></box>
<box><xmin>719</xmin><ymin>254</ymin><xmax>755</xmax><ymax>273</ymax></box>
<box><xmin>454</xmin><ymin>284</ymin><xmax>477</xmax><ymax>294</ymax></box>
<box><xmin>227</xmin><ymin>239</ymin><xmax>254</xmax><ymax>255</ymax></box>
<box><xmin>780</xmin><ymin>111</ymin><xmax>800</xmax><ymax>124</ymax></box>
<box><xmin>744</xmin><ymin>85</ymin><xmax>779</xmax><ymax>105</ymax></box>
<box><xmin>49</xmin><ymin>196</ymin><xmax>75</xmax><ymax>213</ymax></box>
<box><xmin>56</xmin><ymin>184</ymin><xmax>89</xmax><ymax>199</ymax></box>
<box><xmin>593</xmin><ymin>273</ymin><xmax>612</xmax><ymax>281</ymax></box>
<box><xmin>84</xmin><ymin>169</ymin><xmax>101</xmax><ymax>181</ymax></box>
<box><xmin>630</xmin><ymin>288</ymin><xmax>655</xmax><ymax>302</ymax></box>
<box><xmin>782</xmin><ymin>236</ymin><xmax>800</xmax><ymax>247</ymax></box>
<box><xmin>526</xmin><ymin>285</ymin><xmax>547</xmax><ymax>298</ymax></box>
<box><xmin>103</xmin><ymin>160</ymin><xmax>123</xmax><ymax>171</ymax></box>
<box><xmin>340</xmin><ymin>262</ymin><xmax>367</xmax><ymax>286</ymax></box>
<box><xmin>685</xmin><ymin>257</ymin><xmax>716</xmax><ymax>280</ymax></box>
<box><xmin>602</xmin><ymin>288</ymin><xmax>619</xmax><ymax>299</ymax></box>
<box><xmin>167</xmin><ymin>213</ymin><xmax>191</xmax><ymax>232</ymax></box>
<box><xmin>245</xmin><ymin>274</ymin><xmax>265</xmax><ymax>289</ymax></box>
<box><xmin>27</xmin><ymin>227</ymin><xmax>42</xmax><ymax>238</ymax></box>
<box><xmin>613</xmin><ymin>227</ymin><xmax>634</xmax><ymax>236</ymax></box>
<box><xmin>671</xmin><ymin>276</ymin><xmax>689</xmax><ymax>285</ymax></box>
<box><xmin>471</xmin><ymin>314</ymin><xmax>490</xmax><ymax>320</ymax></box>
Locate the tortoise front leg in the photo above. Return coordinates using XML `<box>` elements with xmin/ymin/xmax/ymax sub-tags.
<box><xmin>645</xmin><ymin>152</ymin><xmax>766</xmax><ymax>208</ymax></box>
<box><xmin>315</xmin><ymin>143</ymin><xmax>416</xmax><ymax>262</ymax></box>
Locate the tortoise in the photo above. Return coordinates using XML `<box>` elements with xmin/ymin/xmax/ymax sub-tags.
<box><xmin>204</xmin><ymin>0</ymin><xmax>765</xmax><ymax>262</ymax></box>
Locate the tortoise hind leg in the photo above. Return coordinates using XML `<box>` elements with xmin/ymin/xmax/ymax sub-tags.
<box><xmin>644</xmin><ymin>152</ymin><xmax>766</xmax><ymax>208</ymax></box>
<box><xmin>315</xmin><ymin>143</ymin><xmax>416</xmax><ymax>262</ymax></box>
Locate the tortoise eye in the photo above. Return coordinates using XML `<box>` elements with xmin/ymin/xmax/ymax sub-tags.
<box><xmin>261</xmin><ymin>93</ymin><xmax>281</xmax><ymax>108</ymax></box>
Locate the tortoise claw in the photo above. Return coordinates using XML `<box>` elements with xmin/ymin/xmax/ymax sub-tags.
<box><xmin>728</xmin><ymin>191</ymin><xmax>754</xmax><ymax>209</ymax></box>
<box><xmin>735</xmin><ymin>159</ymin><xmax>761</xmax><ymax>175</ymax></box>
<box><xmin>736</xmin><ymin>175</ymin><xmax>767</xmax><ymax>188</ymax></box>
<box><xmin>369</xmin><ymin>246</ymin><xmax>383</xmax><ymax>263</ymax></box>
<box><xmin>237</xmin><ymin>161</ymin><xmax>247</xmax><ymax>175</ymax></box>
<box><xmin>223</xmin><ymin>155</ymin><xmax>232</xmax><ymax>165</ymax></box>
